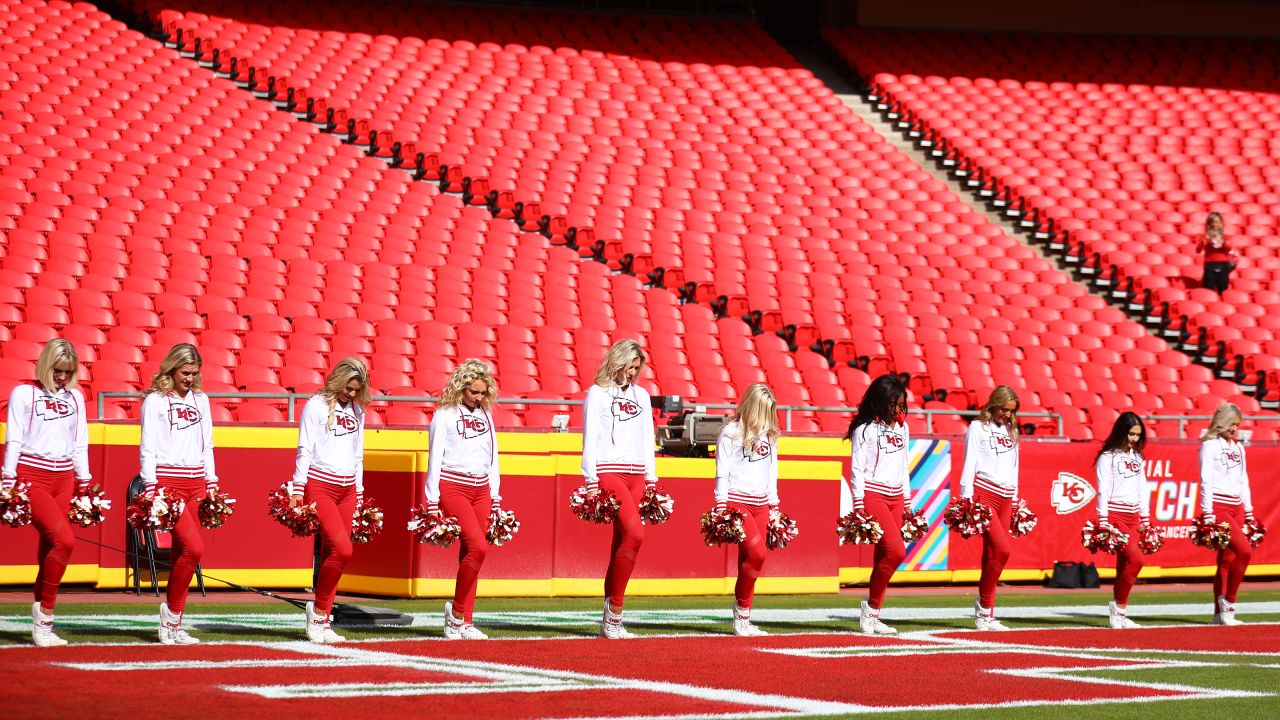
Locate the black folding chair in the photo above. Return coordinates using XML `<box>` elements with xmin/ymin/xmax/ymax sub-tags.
<box><xmin>126</xmin><ymin>475</ymin><xmax>206</xmax><ymax>597</ymax></box>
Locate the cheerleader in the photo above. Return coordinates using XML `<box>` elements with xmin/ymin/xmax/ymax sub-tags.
<box><xmin>1198</xmin><ymin>403</ymin><xmax>1255</xmax><ymax>626</ymax></box>
<box><xmin>140</xmin><ymin>344</ymin><xmax>217</xmax><ymax>645</ymax></box>
<box><xmin>714</xmin><ymin>384</ymin><xmax>781</xmax><ymax>637</ymax></box>
<box><xmin>958</xmin><ymin>386</ymin><xmax>1021</xmax><ymax>631</ymax></box>
<box><xmin>846</xmin><ymin>374</ymin><xmax>911</xmax><ymax>635</ymax></box>
<box><xmin>425</xmin><ymin>359</ymin><xmax>500</xmax><ymax>640</ymax></box>
<box><xmin>580</xmin><ymin>339</ymin><xmax>657</xmax><ymax>639</ymax></box>
<box><xmin>290</xmin><ymin>357</ymin><xmax>370</xmax><ymax>644</ymax></box>
<box><xmin>1095</xmin><ymin>412</ymin><xmax>1151</xmax><ymax>629</ymax></box>
<box><xmin>2</xmin><ymin>339</ymin><xmax>89</xmax><ymax>647</ymax></box>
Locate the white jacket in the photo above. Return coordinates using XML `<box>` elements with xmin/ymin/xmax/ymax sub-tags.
<box><xmin>1096</xmin><ymin>449</ymin><xmax>1149</xmax><ymax>519</ymax></box>
<box><xmin>424</xmin><ymin>404</ymin><xmax>500</xmax><ymax>505</ymax></box>
<box><xmin>291</xmin><ymin>394</ymin><xmax>365</xmax><ymax>495</ymax></box>
<box><xmin>580</xmin><ymin>383</ymin><xmax>657</xmax><ymax>487</ymax></box>
<box><xmin>139</xmin><ymin>390</ymin><xmax>217</xmax><ymax>488</ymax></box>
<box><xmin>714</xmin><ymin>420</ymin><xmax>779</xmax><ymax>507</ymax></box>
<box><xmin>849</xmin><ymin>419</ymin><xmax>911</xmax><ymax>501</ymax></box>
<box><xmin>958</xmin><ymin>420</ymin><xmax>1019</xmax><ymax>499</ymax></box>
<box><xmin>1199</xmin><ymin>437</ymin><xmax>1253</xmax><ymax>515</ymax></box>
<box><xmin>2</xmin><ymin>384</ymin><xmax>90</xmax><ymax>483</ymax></box>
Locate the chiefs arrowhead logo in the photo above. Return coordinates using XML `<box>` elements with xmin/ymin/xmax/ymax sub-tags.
<box><xmin>332</xmin><ymin>410</ymin><xmax>359</xmax><ymax>437</ymax></box>
<box><xmin>34</xmin><ymin>396</ymin><xmax>75</xmax><ymax>421</ymax></box>
<box><xmin>1051</xmin><ymin>472</ymin><xmax>1097</xmax><ymax>514</ymax></box>
<box><xmin>457</xmin><ymin>414</ymin><xmax>489</xmax><ymax>439</ymax></box>
<box><xmin>743</xmin><ymin>440</ymin><xmax>771</xmax><ymax>463</ymax></box>
<box><xmin>879</xmin><ymin>430</ymin><xmax>906</xmax><ymax>453</ymax></box>
<box><xmin>612</xmin><ymin>399</ymin><xmax>642</xmax><ymax>421</ymax></box>
<box><xmin>168</xmin><ymin>402</ymin><xmax>201</xmax><ymax>430</ymax></box>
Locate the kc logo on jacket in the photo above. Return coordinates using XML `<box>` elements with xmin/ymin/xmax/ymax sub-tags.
<box><xmin>1119</xmin><ymin>457</ymin><xmax>1143</xmax><ymax>477</ymax></box>
<box><xmin>989</xmin><ymin>430</ymin><xmax>1015</xmax><ymax>454</ymax></box>
<box><xmin>743</xmin><ymin>440</ymin><xmax>771</xmax><ymax>463</ymax></box>
<box><xmin>168</xmin><ymin>402</ymin><xmax>201</xmax><ymax>430</ymax></box>
<box><xmin>34</xmin><ymin>395</ymin><xmax>75</xmax><ymax>421</ymax></box>
<box><xmin>332</xmin><ymin>409</ymin><xmax>359</xmax><ymax>437</ymax></box>
<box><xmin>879</xmin><ymin>429</ymin><xmax>906</xmax><ymax>453</ymax></box>
<box><xmin>457</xmin><ymin>413</ymin><xmax>489</xmax><ymax>439</ymax></box>
<box><xmin>612</xmin><ymin>398</ymin><xmax>642</xmax><ymax>421</ymax></box>
<box><xmin>1218</xmin><ymin>446</ymin><xmax>1243</xmax><ymax>470</ymax></box>
<box><xmin>1051</xmin><ymin>472</ymin><xmax>1097</xmax><ymax>514</ymax></box>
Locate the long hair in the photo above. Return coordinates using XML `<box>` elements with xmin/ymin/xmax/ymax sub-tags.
<box><xmin>1097</xmin><ymin>411</ymin><xmax>1147</xmax><ymax>462</ymax></box>
<box><xmin>1202</xmin><ymin>402</ymin><xmax>1242</xmax><ymax>442</ymax></box>
<box><xmin>35</xmin><ymin>338</ymin><xmax>80</xmax><ymax>393</ymax></box>
<box><xmin>975</xmin><ymin>385</ymin><xmax>1020</xmax><ymax>443</ymax></box>
<box><xmin>1206</xmin><ymin>211</ymin><xmax>1224</xmax><ymax>238</ymax></box>
<box><xmin>593</xmin><ymin>339</ymin><xmax>645</xmax><ymax>387</ymax></box>
<box><xmin>319</xmin><ymin>357</ymin><xmax>372</xmax><ymax>430</ymax></box>
<box><xmin>846</xmin><ymin>374</ymin><xmax>906</xmax><ymax>441</ymax></box>
<box><xmin>149</xmin><ymin>343</ymin><xmax>203</xmax><ymax>394</ymax></box>
<box><xmin>438</xmin><ymin>358</ymin><xmax>497</xmax><ymax>411</ymax></box>
<box><xmin>731</xmin><ymin>383</ymin><xmax>780</xmax><ymax>449</ymax></box>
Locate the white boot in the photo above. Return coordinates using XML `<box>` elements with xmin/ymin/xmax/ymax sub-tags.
<box><xmin>600</xmin><ymin>600</ymin><xmax>636</xmax><ymax>639</ymax></box>
<box><xmin>159</xmin><ymin>602</ymin><xmax>200</xmax><ymax>645</ymax></box>
<box><xmin>1109</xmin><ymin>601</ymin><xmax>1140</xmax><ymax>629</ymax></box>
<box><xmin>859</xmin><ymin>600</ymin><xmax>897</xmax><ymax>635</ymax></box>
<box><xmin>31</xmin><ymin>602</ymin><xmax>68</xmax><ymax>647</ymax></box>
<box><xmin>305</xmin><ymin>601</ymin><xmax>345</xmax><ymax>643</ymax></box>
<box><xmin>974</xmin><ymin>601</ymin><xmax>1010</xmax><ymax>631</ymax></box>
<box><xmin>444</xmin><ymin>601</ymin><xmax>466</xmax><ymax>640</ymax></box>
<box><xmin>733</xmin><ymin>604</ymin><xmax>768</xmax><ymax>637</ymax></box>
<box><xmin>1213</xmin><ymin>596</ymin><xmax>1242</xmax><ymax>626</ymax></box>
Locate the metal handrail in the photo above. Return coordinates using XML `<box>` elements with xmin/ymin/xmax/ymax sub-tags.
<box><xmin>1140</xmin><ymin>414</ymin><xmax>1280</xmax><ymax>440</ymax></box>
<box><xmin>95</xmin><ymin>391</ymin><xmax>1065</xmax><ymax>436</ymax></box>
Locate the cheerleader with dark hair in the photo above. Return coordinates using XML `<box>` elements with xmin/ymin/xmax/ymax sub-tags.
<box><xmin>1095</xmin><ymin>412</ymin><xmax>1151</xmax><ymax>629</ymax></box>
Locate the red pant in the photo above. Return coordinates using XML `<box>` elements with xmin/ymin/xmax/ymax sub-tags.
<box><xmin>307</xmin><ymin>482</ymin><xmax>357</xmax><ymax>615</ymax></box>
<box><xmin>863</xmin><ymin>491</ymin><xmax>906</xmax><ymax>609</ymax></box>
<box><xmin>440</xmin><ymin>482</ymin><xmax>492</xmax><ymax>622</ymax></box>
<box><xmin>731</xmin><ymin>503</ymin><xmax>771</xmax><ymax>608</ymax></box>
<box><xmin>1212</xmin><ymin>502</ymin><xmax>1253</xmax><ymax>604</ymax></box>
<box><xmin>1109</xmin><ymin>511</ymin><xmax>1144</xmax><ymax>605</ymax></box>
<box><xmin>160</xmin><ymin>476</ymin><xmax>208</xmax><ymax>613</ymax></box>
<box><xmin>600</xmin><ymin>472</ymin><xmax>646</xmax><ymax>608</ymax></box>
<box><xmin>22</xmin><ymin>466</ymin><xmax>76</xmax><ymax>611</ymax></box>
<box><xmin>976</xmin><ymin>489</ymin><xmax>1013</xmax><ymax>609</ymax></box>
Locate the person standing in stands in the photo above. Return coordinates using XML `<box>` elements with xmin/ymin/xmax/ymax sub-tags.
<box><xmin>1199</xmin><ymin>212</ymin><xmax>1235</xmax><ymax>294</ymax></box>
<box><xmin>139</xmin><ymin>344</ymin><xmax>217</xmax><ymax>645</ymax></box>
<box><xmin>1198</xmin><ymin>403</ymin><xmax>1255</xmax><ymax>626</ymax></box>
<box><xmin>958</xmin><ymin>386</ymin><xmax>1021</xmax><ymax>631</ymax></box>
<box><xmin>291</xmin><ymin>357</ymin><xmax>370</xmax><ymax>644</ymax></box>
<box><xmin>847</xmin><ymin>374</ymin><xmax>911</xmax><ymax>635</ymax></box>
<box><xmin>714</xmin><ymin>383</ymin><xmax>781</xmax><ymax>637</ymax></box>
<box><xmin>425</xmin><ymin>359</ymin><xmax>501</xmax><ymax>640</ymax></box>
<box><xmin>580</xmin><ymin>339</ymin><xmax>658</xmax><ymax>639</ymax></box>
<box><xmin>2</xmin><ymin>339</ymin><xmax>90</xmax><ymax>647</ymax></box>
<box><xmin>1095</xmin><ymin>412</ymin><xmax>1152</xmax><ymax>629</ymax></box>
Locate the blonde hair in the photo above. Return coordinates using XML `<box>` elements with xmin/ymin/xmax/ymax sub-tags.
<box><xmin>1206</xmin><ymin>211</ymin><xmax>1225</xmax><ymax>237</ymax></box>
<box><xmin>439</xmin><ymin>358</ymin><xmax>497</xmax><ymax>410</ymax></box>
<box><xmin>35</xmin><ymin>338</ymin><xmax>79</xmax><ymax>393</ymax></box>
<box><xmin>1202</xmin><ymin>402</ymin><xmax>1242</xmax><ymax>442</ymax></box>
<box><xmin>149</xmin><ymin>343</ymin><xmax>203</xmax><ymax>394</ymax></box>
<box><xmin>593</xmin><ymin>339</ymin><xmax>646</xmax><ymax>387</ymax></box>
<box><xmin>320</xmin><ymin>357</ymin><xmax>372</xmax><ymax>429</ymax></box>
<box><xmin>976</xmin><ymin>385</ymin><xmax>1020</xmax><ymax>443</ymax></box>
<box><xmin>731</xmin><ymin>383</ymin><xmax>780</xmax><ymax>449</ymax></box>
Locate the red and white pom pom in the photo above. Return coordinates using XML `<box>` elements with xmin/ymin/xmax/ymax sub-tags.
<box><xmin>486</xmin><ymin>506</ymin><xmax>521</xmax><ymax>546</ymax></box>
<box><xmin>765</xmin><ymin>510</ymin><xmax>799</xmax><ymax>550</ymax></box>
<box><xmin>1009</xmin><ymin>498</ymin><xmax>1038</xmax><ymax>538</ymax></box>
<box><xmin>637</xmin><ymin>486</ymin><xmax>674</xmax><ymax>525</ymax></box>
<box><xmin>569</xmin><ymin>486</ymin><xmax>621</xmax><ymax>524</ymax></box>
<box><xmin>0</xmin><ymin>482</ymin><xmax>33</xmax><ymax>528</ymax></box>
<box><xmin>943</xmin><ymin>498</ymin><xmax>992</xmax><ymax>538</ymax></box>
<box><xmin>350</xmin><ymin>497</ymin><xmax>384</xmax><ymax>544</ymax></box>
<box><xmin>67</xmin><ymin>484</ymin><xmax>113</xmax><ymax>528</ymax></box>
<box><xmin>1081</xmin><ymin>520</ymin><xmax>1129</xmax><ymax>555</ymax></box>
<box><xmin>127</xmin><ymin>487</ymin><xmax>184</xmax><ymax>533</ymax></box>
<box><xmin>900</xmin><ymin>508</ymin><xmax>929</xmax><ymax>543</ymax></box>
<box><xmin>266</xmin><ymin>485</ymin><xmax>321</xmax><ymax>538</ymax></box>
<box><xmin>700</xmin><ymin>507</ymin><xmax>747</xmax><ymax>546</ymax></box>
<box><xmin>1242</xmin><ymin>518</ymin><xmax>1266</xmax><ymax>549</ymax></box>
<box><xmin>198</xmin><ymin>488</ymin><xmax>237</xmax><ymax>529</ymax></box>
<box><xmin>1191</xmin><ymin>516</ymin><xmax>1232</xmax><ymax>551</ymax></box>
<box><xmin>407</xmin><ymin>505</ymin><xmax>463</xmax><ymax>547</ymax></box>
<box><xmin>1137</xmin><ymin>523</ymin><xmax>1164</xmax><ymax>554</ymax></box>
<box><xmin>837</xmin><ymin>510</ymin><xmax>884</xmax><ymax>545</ymax></box>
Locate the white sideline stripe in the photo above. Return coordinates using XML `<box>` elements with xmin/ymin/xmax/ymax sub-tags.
<box><xmin>904</xmin><ymin>628</ymin><xmax>1280</xmax><ymax>657</ymax></box>
<box><xmin>58</xmin><ymin>658</ymin><xmax>355</xmax><ymax>671</ymax></box>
